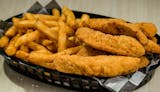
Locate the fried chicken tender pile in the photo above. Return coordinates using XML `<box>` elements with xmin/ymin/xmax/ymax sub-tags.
<box><xmin>0</xmin><ymin>6</ymin><xmax>159</xmax><ymax>77</ymax></box>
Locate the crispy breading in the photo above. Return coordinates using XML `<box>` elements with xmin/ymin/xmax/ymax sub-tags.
<box><xmin>144</xmin><ymin>40</ymin><xmax>160</xmax><ymax>54</ymax></box>
<box><xmin>54</xmin><ymin>55</ymin><xmax>142</xmax><ymax>77</ymax></box>
<box><xmin>134</xmin><ymin>22</ymin><xmax>157</xmax><ymax>38</ymax></box>
<box><xmin>76</xmin><ymin>27</ymin><xmax>145</xmax><ymax>57</ymax></box>
<box><xmin>83</xmin><ymin>19</ymin><xmax>148</xmax><ymax>45</ymax></box>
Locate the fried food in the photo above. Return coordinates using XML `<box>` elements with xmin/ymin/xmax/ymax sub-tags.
<box><xmin>5</xmin><ymin>34</ymin><xmax>21</xmax><ymax>56</ymax></box>
<box><xmin>20</xmin><ymin>45</ymin><xmax>29</xmax><ymax>52</ymax></box>
<box><xmin>15</xmin><ymin>31</ymin><xmax>40</xmax><ymax>48</ymax></box>
<box><xmin>54</xmin><ymin>55</ymin><xmax>142</xmax><ymax>77</ymax></box>
<box><xmin>36</xmin><ymin>21</ymin><xmax>58</xmax><ymax>40</ymax></box>
<box><xmin>62</xmin><ymin>6</ymin><xmax>76</xmax><ymax>29</ymax></box>
<box><xmin>139</xmin><ymin>56</ymin><xmax>149</xmax><ymax>68</ymax></box>
<box><xmin>77</xmin><ymin>46</ymin><xmax>107</xmax><ymax>56</ymax></box>
<box><xmin>16</xmin><ymin>20</ymin><xmax>36</xmax><ymax>28</ymax></box>
<box><xmin>5</xmin><ymin>26</ymin><xmax>17</xmax><ymax>37</ymax></box>
<box><xmin>15</xmin><ymin>50</ymin><xmax>29</xmax><ymax>61</ymax></box>
<box><xmin>134</xmin><ymin>22</ymin><xmax>157</xmax><ymax>38</ymax></box>
<box><xmin>0</xmin><ymin>6</ymin><xmax>159</xmax><ymax>78</ymax></box>
<box><xmin>52</xmin><ymin>8</ymin><xmax>60</xmax><ymax>17</ymax></box>
<box><xmin>0</xmin><ymin>36</ymin><xmax>9</xmax><ymax>48</ymax></box>
<box><xmin>76</xmin><ymin>27</ymin><xmax>145</xmax><ymax>57</ymax></box>
<box><xmin>144</xmin><ymin>40</ymin><xmax>160</xmax><ymax>54</ymax></box>
<box><xmin>83</xmin><ymin>19</ymin><xmax>148</xmax><ymax>45</ymax></box>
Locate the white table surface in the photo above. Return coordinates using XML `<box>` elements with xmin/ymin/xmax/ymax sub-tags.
<box><xmin>0</xmin><ymin>0</ymin><xmax>160</xmax><ymax>92</ymax></box>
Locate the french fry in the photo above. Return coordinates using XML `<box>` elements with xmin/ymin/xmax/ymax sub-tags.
<box><xmin>5</xmin><ymin>34</ymin><xmax>21</xmax><ymax>56</ymax></box>
<box><xmin>17</xmin><ymin>29</ymin><xmax>26</xmax><ymax>34</ymax></box>
<box><xmin>41</xmin><ymin>39</ymin><xmax>53</xmax><ymax>46</ymax></box>
<box><xmin>34</xmin><ymin>14</ymin><xmax>59</xmax><ymax>21</ymax></box>
<box><xmin>15</xmin><ymin>31</ymin><xmax>40</xmax><ymax>48</ymax></box>
<box><xmin>67</xmin><ymin>36</ymin><xmax>77</xmax><ymax>48</ymax></box>
<box><xmin>57</xmin><ymin>45</ymin><xmax>82</xmax><ymax>55</ymax></box>
<box><xmin>58</xmin><ymin>22</ymin><xmax>68</xmax><ymax>52</ymax></box>
<box><xmin>5</xmin><ymin>26</ymin><xmax>17</xmax><ymax>37</ymax></box>
<box><xmin>36</xmin><ymin>21</ymin><xmax>58</xmax><ymax>40</ymax></box>
<box><xmin>52</xmin><ymin>8</ymin><xmax>60</xmax><ymax>17</ymax></box>
<box><xmin>12</xmin><ymin>17</ymin><xmax>21</xmax><ymax>26</ymax></box>
<box><xmin>46</xmin><ymin>45</ymin><xmax>57</xmax><ymax>52</ymax></box>
<box><xmin>23</xmin><ymin>13</ymin><xmax>35</xmax><ymax>20</ymax></box>
<box><xmin>26</xmin><ymin>29</ymin><xmax>33</xmax><ymax>33</ymax></box>
<box><xmin>42</xmin><ymin>20</ymin><xmax>59</xmax><ymax>27</ymax></box>
<box><xmin>59</xmin><ymin>14</ymin><xmax>66</xmax><ymax>22</ymax></box>
<box><xmin>62</xmin><ymin>6</ymin><xmax>76</xmax><ymax>29</ymax></box>
<box><xmin>76</xmin><ymin>46</ymin><xmax>89</xmax><ymax>56</ymax></box>
<box><xmin>0</xmin><ymin>36</ymin><xmax>9</xmax><ymax>48</ymax></box>
<box><xmin>15</xmin><ymin>50</ymin><xmax>29</xmax><ymax>61</ymax></box>
<box><xmin>31</xmin><ymin>49</ymin><xmax>53</xmax><ymax>55</ymax></box>
<box><xmin>20</xmin><ymin>45</ymin><xmax>29</xmax><ymax>52</ymax></box>
<box><xmin>16</xmin><ymin>20</ymin><xmax>36</xmax><ymax>28</ymax></box>
<box><xmin>28</xmin><ymin>42</ymin><xmax>53</xmax><ymax>54</ymax></box>
<box><xmin>28</xmin><ymin>42</ymin><xmax>47</xmax><ymax>50</ymax></box>
<box><xmin>79</xmin><ymin>14</ymin><xmax>90</xmax><ymax>27</ymax></box>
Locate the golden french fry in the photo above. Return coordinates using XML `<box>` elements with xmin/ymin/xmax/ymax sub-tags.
<box><xmin>58</xmin><ymin>21</ymin><xmax>74</xmax><ymax>36</ymax></box>
<box><xmin>0</xmin><ymin>36</ymin><xmax>9</xmax><ymax>48</ymax></box>
<box><xmin>15</xmin><ymin>31</ymin><xmax>40</xmax><ymax>48</ymax></box>
<box><xmin>62</xmin><ymin>6</ymin><xmax>76</xmax><ymax>29</ymax></box>
<box><xmin>46</xmin><ymin>45</ymin><xmax>57</xmax><ymax>52</ymax></box>
<box><xmin>41</xmin><ymin>20</ymin><xmax>59</xmax><ymax>27</ymax></box>
<box><xmin>5</xmin><ymin>26</ymin><xmax>17</xmax><ymax>37</ymax></box>
<box><xmin>16</xmin><ymin>20</ymin><xmax>36</xmax><ymax>28</ymax></box>
<box><xmin>28</xmin><ymin>42</ymin><xmax>53</xmax><ymax>54</ymax></box>
<box><xmin>15</xmin><ymin>50</ymin><xmax>29</xmax><ymax>61</ymax></box>
<box><xmin>58</xmin><ymin>22</ymin><xmax>68</xmax><ymax>52</ymax></box>
<box><xmin>20</xmin><ymin>45</ymin><xmax>29</xmax><ymax>52</ymax></box>
<box><xmin>78</xmin><ymin>14</ymin><xmax>90</xmax><ymax>27</ymax></box>
<box><xmin>31</xmin><ymin>49</ymin><xmax>53</xmax><ymax>55</ymax></box>
<box><xmin>57</xmin><ymin>45</ymin><xmax>82</xmax><ymax>55</ymax></box>
<box><xmin>12</xmin><ymin>17</ymin><xmax>21</xmax><ymax>26</ymax></box>
<box><xmin>41</xmin><ymin>39</ymin><xmax>53</xmax><ymax>46</ymax></box>
<box><xmin>59</xmin><ymin>14</ymin><xmax>66</xmax><ymax>22</ymax></box>
<box><xmin>26</xmin><ymin>29</ymin><xmax>33</xmax><ymax>33</ymax></box>
<box><xmin>5</xmin><ymin>34</ymin><xmax>21</xmax><ymax>56</ymax></box>
<box><xmin>36</xmin><ymin>21</ymin><xmax>58</xmax><ymax>40</ymax></box>
<box><xmin>34</xmin><ymin>14</ymin><xmax>59</xmax><ymax>21</ymax></box>
<box><xmin>52</xmin><ymin>8</ymin><xmax>60</xmax><ymax>17</ymax></box>
<box><xmin>76</xmin><ymin>46</ymin><xmax>89</xmax><ymax>56</ymax></box>
<box><xmin>17</xmin><ymin>29</ymin><xmax>26</xmax><ymax>34</ymax></box>
<box><xmin>67</xmin><ymin>36</ymin><xmax>76</xmax><ymax>48</ymax></box>
<box><xmin>23</xmin><ymin>13</ymin><xmax>35</xmax><ymax>20</ymax></box>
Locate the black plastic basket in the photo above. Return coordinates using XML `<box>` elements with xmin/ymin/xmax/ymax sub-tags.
<box><xmin>0</xmin><ymin>9</ymin><xmax>159</xmax><ymax>92</ymax></box>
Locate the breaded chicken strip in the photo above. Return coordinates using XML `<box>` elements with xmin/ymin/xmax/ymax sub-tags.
<box><xmin>144</xmin><ymin>40</ymin><xmax>160</xmax><ymax>54</ymax></box>
<box><xmin>76</xmin><ymin>27</ymin><xmax>145</xmax><ymax>57</ymax></box>
<box><xmin>83</xmin><ymin>19</ymin><xmax>148</xmax><ymax>45</ymax></box>
<box><xmin>134</xmin><ymin>22</ymin><xmax>157</xmax><ymax>38</ymax></box>
<box><xmin>54</xmin><ymin>55</ymin><xmax>148</xmax><ymax>77</ymax></box>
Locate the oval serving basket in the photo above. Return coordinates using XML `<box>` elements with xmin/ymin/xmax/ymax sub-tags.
<box><xmin>0</xmin><ymin>5</ymin><xmax>160</xmax><ymax>92</ymax></box>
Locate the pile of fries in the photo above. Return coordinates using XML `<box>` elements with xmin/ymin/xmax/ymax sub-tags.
<box><xmin>0</xmin><ymin>6</ymin><xmax>159</xmax><ymax>77</ymax></box>
<box><xmin>0</xmin><ymin>6</ymin><xmax>90</xmax><ymax>68</ymax></box>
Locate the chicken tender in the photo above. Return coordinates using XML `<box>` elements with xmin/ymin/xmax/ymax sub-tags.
<box><xmin>83</xmin><ymin>19</ymin><xmax>148</xmax><ymax>45</ymax></box>
<box><xmin>54</xmin><ymin>55</ymin><xmax>143</xmax><ymax>77</ymax></box>
<box><xmin>144</xmin><ymin>40</ymin><xmax>160</xmax><ymax>54</ymax></box>
<box><xmin>134</xmin><ymin>22</ymin><xmax>157</xmax><ymax>38</ymax></box>
<box><xmin>76</xmin><ymin>27</ymin><xmax>145</xmax><ymax>57</ymax></box>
